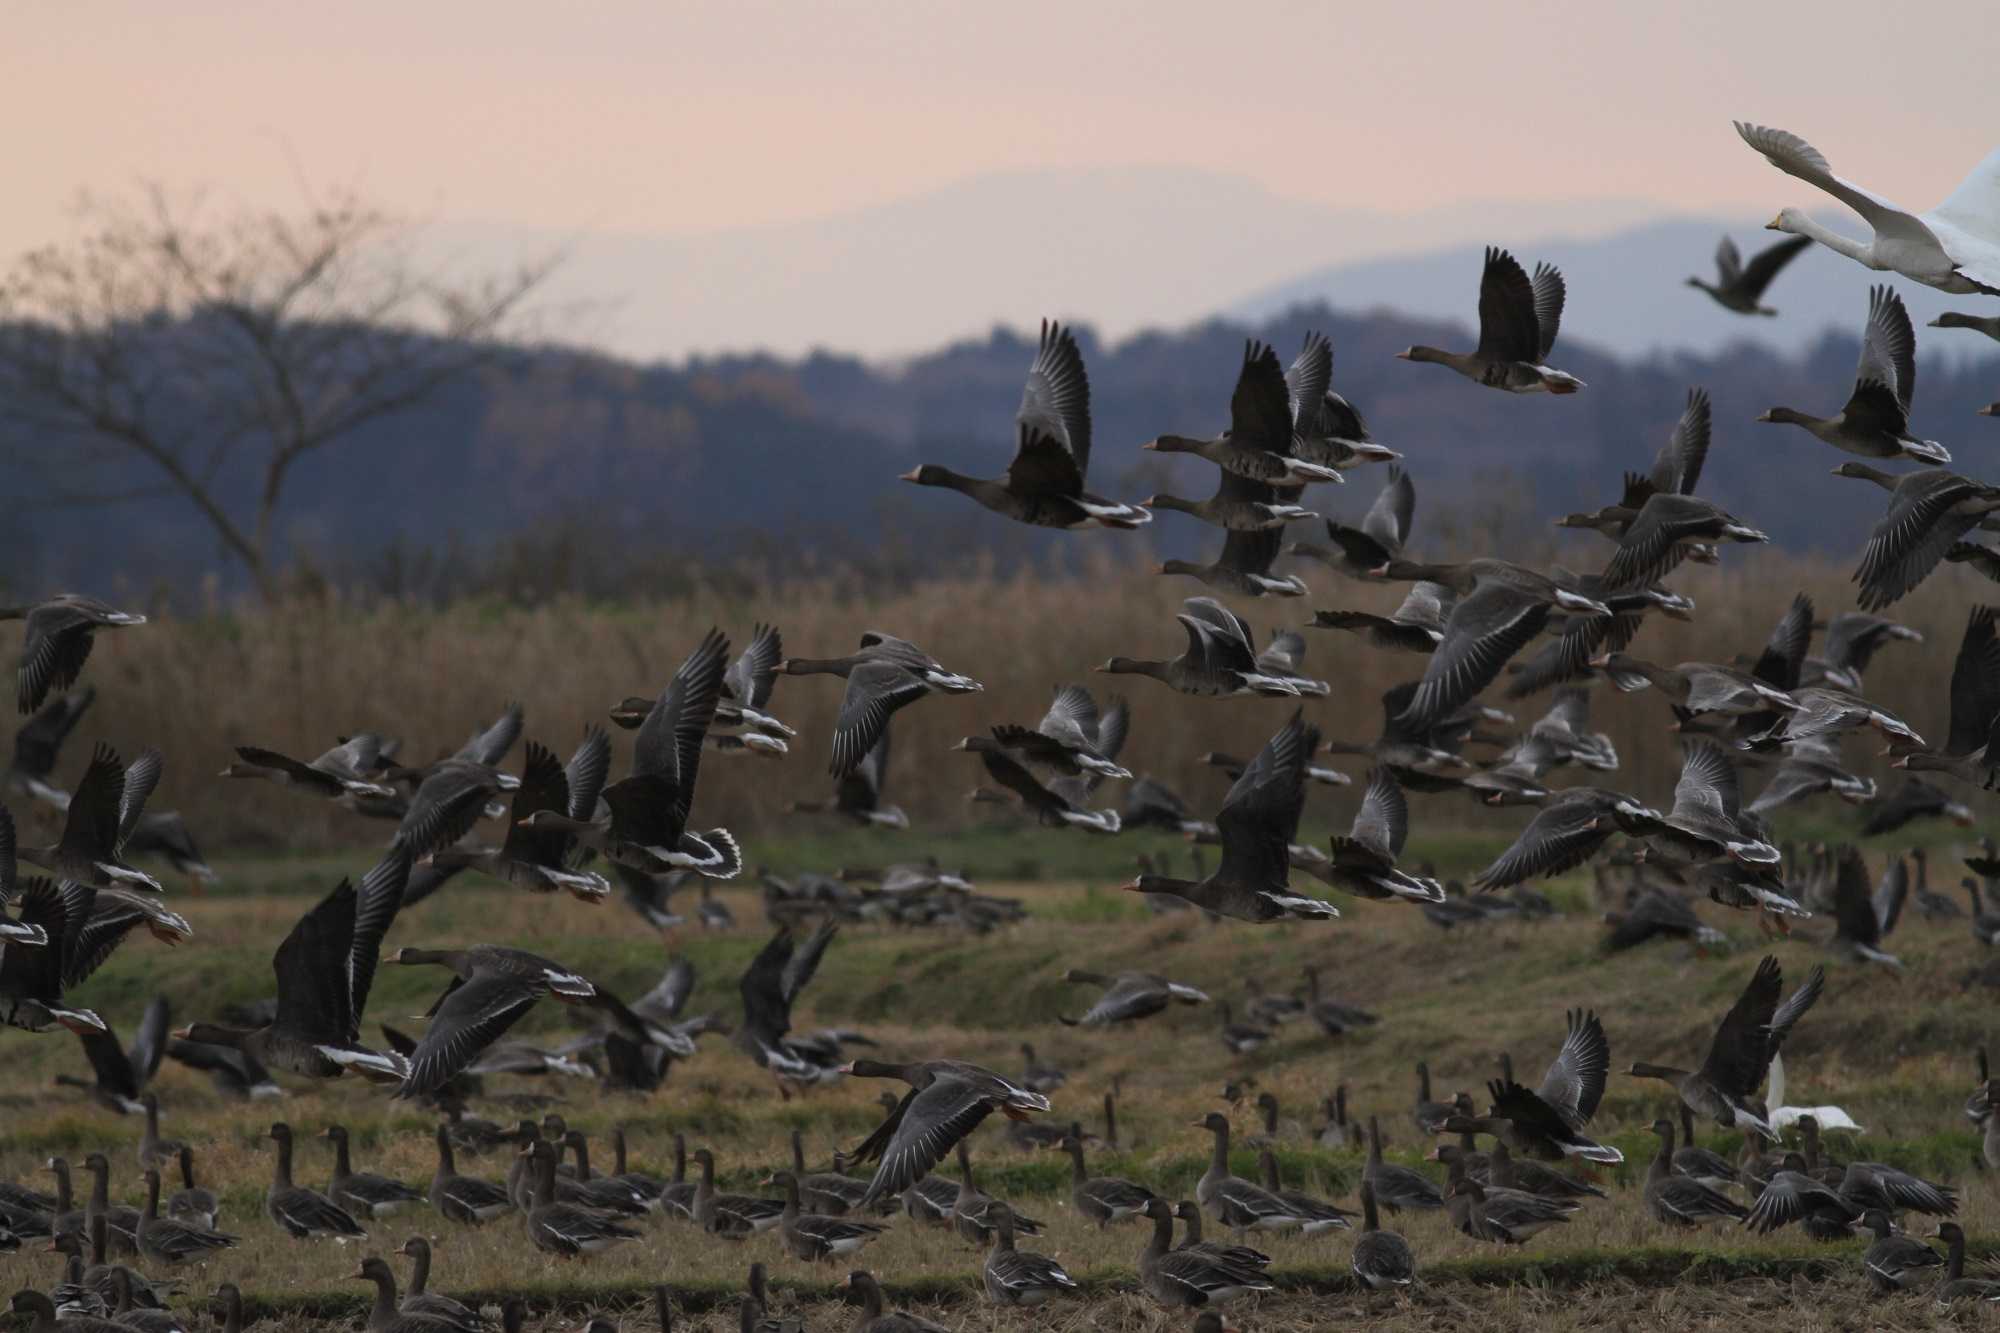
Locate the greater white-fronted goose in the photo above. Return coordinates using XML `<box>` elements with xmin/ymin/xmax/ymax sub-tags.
<box><xmin>1192</xmin><ymin>1113</ymin><xmax>1309</xmax><ymax>1233</ymax></box>
<box><xmin>991</xmin><ymin>685</ymin><xmax>1131</xmax><ymax>780</ymax></box>
<box><xmin>841</xmin><ymin>1059</ymin><xmax>1050</xmax><ymax>1207</ymax></box>
<box><xmin>264</xmin><ymin>1123</ymin><xmax>367</xmax><ymax>1240</ymax></box>
<box><xmin>785</xmin><ymin>638</ymin><xmax>982</xmax><ymax>780</ymax></box>
<box><xmin>1859</xmin><ymin>1209</ymin><xmax>1944</xmax><ymax>1292</ymax></box>
<box><xmin>4</xmin><ymin>684</ymin><xmax>93</xmax><ymax>808</ymax></box>
<box><xmin>1864</xmin><ymin>776</ymin><xmax>1973</xmax><ymax>835</ymax></box>
<box><xmin>75</xmin><ymin>1154</ymin><xmax>140</xmax><ymax>1254</ymax></box>
<box><xmin>1740</xmin><ymin>1153</ymin><xmax>1864</xmax><ymax>1236</ymax></box>
<box><xmin>1215</xmin><ymin>1002</ymin><xmax>1270</xmax><ymax>1057</ymax></box>
<box><xmin>1733</xmin><ymin>121</ymin><xmax>2000</xmax><ymax>295</ymax></box>
<box><xmin>1061</xmin><ymin>1123</ymin><xmax>1154</xmax><ymax>1226</ymax></box>
<box><xmin>431</xmin><ymin>732</ymin><xmax>612</xmax><ymax>902</ymax></box>
<box><xmin>1804</xmin><ymin>611</ymin><xmax>1924</xmax><ymax>692</ymax></box>
<box><xmin>1646</xmin><ymin>741</ymin><xmax>1781</xmax><ymax>867</ymax></box>
<box><xmin>1671</xmin><ymin>1105</ymin><xmax>1738</xmax><ymax>1192</ymax></box>
<box><xmin>1560</xmin><ymin>389</ymin><xmax>1712</xmax><ymax>539</ymax></box>
<box><xmin>1288</xmin><ymin>465</ymin><xmax>1414</xmax><ymax>578</ymax></box>
<box><xmin>174</xmin><ymin>854</ymin><xmax>410</xmax><ymax>1082</ymax></box>
<box><xmin>1297</xmin><ymin>377</ymin><xmax>1400</xmax><ymax>473</ymax></box>
<box><xmin>1</xmin><ymin>596</ymin><xmax>145</xmax><ymax>715</ymax></box>
<box><xmin>1442</xmin><ymin>1163</ymin><xmax>1571</xmax><ymax>1244</ymax></box>
<box><xmin>219</xmin><ymin>735</ymin><xmax>396</xmax><ymax>801</ymax></box>
<box><xmin>394</xmin><ymin>1237</ymin><xmax>485</xmax><ymax>1332</ymax></box>
<box><xmin>1829</xmin><ymin>846</ymin><xmax>1905</xmax><ymax>969</ymax></box>
<box><xmin>716</xmin><ymin>622</ymin><xmax>794</xmax><ymax>741</ymax></box>
<box><xmin>1599</xmin><ymin>494</ymin><xmax>1767</xmax><ymax>591</ymax></box>
<box><xmin>1688</xmin><ymin>233</ymin><xmax>1812</xmax><ymax>313</ymax></box>
<box><xmin>1968</xmin><ymin>877</ymin><xmax>2000</xmax><ymax>947</ymax></box>
<box><xmin>164</xmin><ymin>1146</ymin><xmax>216</xmax><ymax>1231</ymax></box>
<box><xmin>1312</xmin><ymin>580</ymin><xmax>1451</xmax><ymax>655</ymax></box>
<box><xmin>134</xmin><ymin>1168</ymin><xmax>235</xmax><ymax>1265</ymax></box>
<box><xmin>1324</xmin><ymin>767</ymin><xmax>1446</xmax><ymax>904</ymax></box>
<box><xmin>323</xmin><ymin>1124</ymin><xmax>425</xmax><ymax>1218</ymax></box>
<box><xmin>733</xmin><ymin>922</ymin><xmax>847</xmax><ymax>1089</ymax></box>
<box><xmin>1834</xmin><ymin>463</ymin><xmax>2000</xmax><ymax>610</ymax></box>
<box><xmin>765</xmin><ymin>1170</ymin><xmax>887</xmax><ymax>1262</ymax></box>
<box><xmin>1411</xmin><ymin>1065</ymin><xmax>1452</xmax><ymax>1136</ymax></box>
<box><xmin>838</xmin><ymin>1269</ymin><xmax>952</xmax><ymax>1332</ymax></box>
<box><xmin>1097</xmin><ymin>597</ymin><xmax>1302</xmax><ymax>698</ymax></box>
<box><xmin>948</xmin><ymin>1141</ymin><xmax>1043</xmax><ymax>1245</ymax></box>
<box><xmin>787</xmin><ymin>725</ymin><xmax>907</xmax><ymax>828</ymax></box>
<box><xmin>1160</xmin><ymin>521</ymin><xmax>1311</xmax><ymax>599</ymax></box>
<box><xmin>1145</xmin><ymin>481</ymin><xmax>1316</xmax><ymax>531</ymax></box>
<box><xmin>1643</xmin><ymin>1118</ymin><xmax>1746</xmax><ymax>1227</ymax></box>
<box><xmin>1473</xmin><ymin>787</ymin><xmax>1663</xmax><ymax>891</ymax></box>
<box><xmin>133</xmin><ymin>1093</ymin><xmax>182</xmax><ymax>1173</ymax></box>
<box><xmin>429</xmin><ymin>1125</ymin><xmax>511</xmax><ymax>1225</ymax></box>
<box><xmin>1137</xmin><ymin>1196</ymin><xmax>1274</xmax><ymax>1309</ymax></box>
<box><xmin>1172</xmin><ymin>1199</ymin><xmax>1270</xmax><ymax>1270</ymax></box>
<box><xmin>389</xmin><ymin>754</ymin><xmax>519</xmax><ymax>864</ymax></box>
<box><xmin>1017</xmin><ymin>1044</ymin><xmax>1064</xmax><ymax>1095</ymax></box>
<box><xmin>1933</xmin><ymin>1222</ymin><xmax>2000</xmax><ymax>1303</ymax></box>
<box><xmin>1629</xmin><ymin>954</ymin><xmax>1800</xmax><ymax>1138</ymax></box>
<box><xmin>1933</xmin><ymin>310</ymin><xmax>2000</xmax><ymax>341</ymax></box>
<box><xmin>1839</xmin><ymin>1158</ymin><xmax>1956</xmax><ymax>1218</ymax></box>
<box><xmin>741</xmin><ymin>1263</ymin><xmax>803</xmax><ymax>1333</ymax></box>
<box><xmin>522</xmin><ymin>630</ymin><xmax>741</xmax><ymax>872</ymax></box>
<box><xmin>1144</xmin><ymin>341</ymin><xmax>1343</xmax><ymax>484</ymax></box>
<box><xmin>520</xmin><ymin>1138</ymin><xmax>640</xmax><ymax>1256</ymax></box>
<box><xmin>902</xmin><ymin>318</ymin><xmax>1148</xmax><ymax>528</ymax></box>
<box><xmin>1888</xmin><ymin>605</ymin><xmax>2000</xmax><ymax>785</ymax></box>
<box><xmin>15</xmin><ymin>744</ymin><xmax>163</xmax><ymax>892</ymax></box>
<box><xmin>390</xmin><ymin>944</ymin><xmax>612</xmax><ymax>1099</ymax></box>
<box><xmin>1351</xmin><ymin>1179</ymin><xmax>1415</xmax><ymax>1288</ymax></box>
<box><xmin>787</xmin><ymin>1129</ymin><xmax>877</xmax><ymax>1217</ymax></box>
<box><xmin>1255</xmin><ymin>1151</ymin><xmax>1352</xmax><ymax>1233</ymax></box>
<box><xmin>956</xmin><ymin>737</ymin><xmax>1121</xmax><ymax>833</ymax></box>
<box><xmin>1750</xmin><ymin>736</ymin><xmax>1877</xmax><ymax>815</ymax></box>
<box><xmin>1123</xmin><ymin>712</ymin><xmax>1338</xmax><ymax>922</ymax></box>
<box><xmin>1250</xmin><ymin>628</ymin><xmax>1332</xmax><ymax>697</ymax></box>
<box><xmin>1482</xmin><ymin>1010</ymin><xmax>1621</xmax><ymax>1163</ymax></box>
<box><xmin>56</xmin><ymin>996</ymin><xmax>168</xmax><ymax>1114</ymax></box>
<box><xmin>1058</xmin><ymin>968</ymin><xmax>1208</xmax><ymax>1026</ymax></box>
<box><xmin>982</xmin><ymin>1201</ymin><xmax>1078</xmax><ymax>1306</ymax></box>
<box><xmin>1758</xmin><ymin>286</ymin><xmax>1946</xmax><ymax>462</ymax></box>
<box><xmin>1396</xmin><ymin>247</ymin><xmax>1582</xmax><ymax>393</ymax></box>
<box><xmin>9</xmin><ymin>1290</ymin><xmax>126</xmax><ymax>1333</ymax></box>
<box><xmin>1594</xmin><ymin>657</ymin><xmax>1797</xmax><ymax>724</ymax></box>
<box><xmin>349</xmin><ymin>1257</ymin><xmax>449</xmax><ymax>1333</ymax></box>
<box><xmin>1483</xmin><ymin>1139</ymin><xmax>1606</xmax><ymax>1202</ymax></box>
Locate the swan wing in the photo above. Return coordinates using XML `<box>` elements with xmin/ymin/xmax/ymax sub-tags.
<box><xmin>1734</xmin><ymin>122</ymin><xmax>1940</xmax><ymax>249</ymax></box>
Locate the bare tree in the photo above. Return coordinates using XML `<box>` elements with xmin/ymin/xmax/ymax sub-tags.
<box><xmin>0</xmin><ymin>188</ymin><xmax>551</xmax><ymax>598</ymax></box>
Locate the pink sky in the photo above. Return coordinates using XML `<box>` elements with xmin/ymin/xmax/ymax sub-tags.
<box><xmin>9</xmin><ymin>4</ymin><xmax>1994</xmax><ymax>357</ymax></box>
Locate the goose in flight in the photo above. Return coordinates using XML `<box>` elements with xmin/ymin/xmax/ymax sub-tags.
<box><xmin>1735</xmin><ymin>121</ymin><xmax>2000</xmax><ymax>295</ymax></box>
<box><xmin>0</xmin><ymin>595</ymin><xmax>146</xmax><ymax>715</ymax></box>
<box><xmin>902</xmin><ymin>319</ymin><xmax>1148</xmax><ymax>528</ymax></box>
<box><xmin>1483</xmin><ymin>1009</ymin><xmax>1623</xmax><ymax>1164</ymax></box>
<box><xmin>1629</xmin><ymin>954</ymin><xmax>1802</xmax><ymax>1138</ymax></box>
<box><xmin>1758</xmin><ymin>286</ymin><xmax>1947</xmax><ymax>464</ymax></box>
<box><xmin>1397</xmin><ymin>247</ymin><xmax>1583</xmax><ymax>393</ymax></box>
<box><xmin>17</xmin><ymin>744</ymin><xmax>164</xmax><ymax>892</ymax></box>
<box><xmin>841</xmin><ymin>1059</ymin><xmax>1051</xmax><ymax>1208</ymax></box>
<box><xmin>1833</xmin><ymin>464</ymin><xmax>2000</xmax><ymax>611</ymax></box>
<box><xmin>1687</xmin><ymin>233</ymin><xmax>1813</xmax><ymax>314</ymax></box>
<box><xmin>1097</xmin><ymin>598</ymin><xmax>1303</xmax><ymax>698</ymax></box>
<box><xmin>1144</xmin><ymin>341</ymin><xmax>1343</xmax><ymax>484</ymax></box>
<box><xmin>1323</xmin><ymin>768</ymin><xmax>1445</xmax><ymax>904</ymax></box>
<box><xmin>783</xmin><ymin>632</ymin><xmax>981</xmax><ymax>778</ymax></box>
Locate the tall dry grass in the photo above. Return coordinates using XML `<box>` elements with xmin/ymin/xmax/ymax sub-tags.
<box><xmin>61</xmin><ymin>546</ymin><xmax>1991</xmax><ymax>853</ymax></box>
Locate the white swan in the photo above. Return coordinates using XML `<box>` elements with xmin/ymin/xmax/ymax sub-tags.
<box><xmin>1735</xmin><ymin>121</ymin><xmax>2000</xmax><ymax>296</ymax></box>
<box><xmin>1765</xmin><ymin>1052</ymin><xmax>1865</xmax><ymax>1134</ymax></box>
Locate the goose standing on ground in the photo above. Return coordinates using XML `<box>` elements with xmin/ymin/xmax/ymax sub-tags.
<box><xmin>1484</xmin><ymin>1009</ymin><xmax>1623</xmax><ymax>1163</ymax></box>
<box><xmin>0</xmin><ymin>595</ymin><xmax>146</xmax><ymax>714</ymax></box>
<box><xmin>428</xmin><ymin>1125</ymin><xmax>512</xmax><ymax>1225</ymax></box>
<box><xmin>1324</xmin><ymin>767</ymin><xmax>1447</xmax><ymax>904</ymax></box>
<box><xmin>837</xmin><ymin>1270</ymin><xmax>952</xmax><ymax>1333</ymax></box>
<box><xmin>1643</xmin><ymin>1119</ymin><xmax>1748</xmax><ymax>1226</ymax></box>
<box><xmin>1397</xmin><ymin>247</ymin><xmax>1583</xmax><ymax>393</ymax></box>
<box><xmin>1757</xmin><ymin>286</ymin><xmax>1947</xmax><ymax>464</ymax></box>
<box><xmin>901</xmin><ymin>318</ymin><xmax>1147</xmax><ymax>528</ymax></box>
<box><xmin>1137</xmin><ymin>1197</ymin><xmax>1275</xmax><ymax>1310</ymax></box>
<box><xmin>982</xmin><ymin>1202</ymin><xmax>1078</xmax><ymax>1307</ymax></box>
<box><xmin>524</xmin><ymin>630</ymin><xmax>741</xmax><ymax>874</ymax></box>
<box><xmin>166</xmin><ymin>1146</ymin><xmax>218</xmax><ymax>1230</ymax></box>
<box><xmin>1351</xmin><ymin>1179</ymin><xmax>1415</xmax><ymax>1288</ymax></box>
<box><xmin>218</xmin><ymin>735</ymin><xmax>396</xmax><ymax>801</ymax></box>
<box><xmin>1256</xmin><ymin>1151</ymin><xmax>1353</xmax><ymax>1233</ymax></box>
<box><xmin>1687</xmin><ymin>233</ymin><xmax>1813</xmax><ymax>313</ymax></box>
<box><xmin>782</xmin><ymin>633</ymin><xmax>981</xmax><ymax>779</ymax></box>
<box><xmin>1735</xmin><ymin>121</ymin><xmax>2000</xmax><ymax>295</ymax></box>
<box><xmin>174</xmin><ymin>853</ymin><xmax>411</xmax><ymax>1081</ymax></box>
<box><xmin>263</xmin><ymin>1123</ymin><xmax>367</xmax><ymax>1241</ymax></box>
<box><xmin>1061</xmin><ymin>1125</ymin><xmax>1155</xmax><ymax>1227</ymax></box>
<box><xmin>1017</xmin><ymin>1044</ymin><xmax>1064</xmax><ymax>1095</ymax></box>
<box><xmin>16</xmin><ymin>744</ymin><xmax>164</xmax><ymax>891</ymax></box>
<box><xmin>135</xmin><ymin>1168</ymin><xmax>236</xmax><ymax>1265</ymax></box>
<box><xmin>1629</xmin><ymin>955</ymin><xmax>1795</xmax><ymax>1137</ymax></box>
<box><xmin>1058</xmin><ymin>969</ymin><xmax>1209</xmax><ymax>1026</ymax></box>
<box><xmin>134</xmin><ymin>1093</ymin><xmax>183</xmax><ymax>1173</ymax></box>
<box><xmin>1859</xmin><ymin>1210</ymin><xmax>1944</xmax><ymax>1292</ymax></box>
<box><xmin>324</xmin><ymin>1124</ymin><xmax>426</xmax><ymax>1219</ymax></box>
<box><xmin>1144</xmin><ymin>340</ymin><xmax>1343</xmax><ymax>484</ymax></box>
<box><xmin>1096</xmin><ymin>597</ymin><xmax>1302</xmax><ymax>698</ymax></box>
<box><xmin>431</xmin><ymin>732</ymin><xmax>612</xmax><ymax>902</ymax></box>
<box><xmin>1119</xmin><ymin>712</ymin><xmax>1340</xmax><ymax>921</ymax></box>
<box><xmin>1192</xmin><ymin>1113</ymin><xmax>1308</xmax><ymax>1233</ymax></box>
<box><xmin>841</xmin><ymin>1059</ymin><xmax>1051</xmax><ymax>1207</ymax></box>
<box><xmin>395</xmin><ymin>1237</ymin><xmax>485</xmax><ymax>1331</ymax></box>
<box><xmin>1933</xmin><ymin>1222</ymin><xmax>2000</xmax><ymax>1303</ymax></box>
<box><xmin>521</xmin><ymin>1139</ymin><xmax>641</xmax><ymax>1257</ymax></box>
<box><xmin>1835</xmin><ymin>464</ymin><xmax>2000</xmax><ymax>610</ymax></box>
<box><xmin>765</xmin><ymin>1170</ymin><xmax>887</xmax><ymax>1262</ymax></box>
<box><xmin>57</xmin><ymin>995</ymin><xmax>168</xmax><ymax>1114</ymax></box>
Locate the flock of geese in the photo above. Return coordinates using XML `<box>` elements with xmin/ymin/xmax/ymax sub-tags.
<box><xmin>3</xmin><ymin>119</ymin><xmax>2000</xmax><ymax>1330</ymax></box>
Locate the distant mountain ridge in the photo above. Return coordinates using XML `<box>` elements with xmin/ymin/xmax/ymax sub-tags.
<box><xmin>5</xmin><ymin>297</ymin><xmax>1997</xmax><ymax>597</ymax></box>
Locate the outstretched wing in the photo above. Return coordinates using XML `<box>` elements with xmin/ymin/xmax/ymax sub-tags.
<box><xmin>1538</xmin><ymin>1009</ymin><xmax>1610</xmax><ymax>1126</ymax></box>
<box><xmin>1017</xmin><ymin>318</ymin><xmax>1092</xmax><ymax>479</ymax></box>
<box><xmin>855</xmin><ymin>1076</ymin><xmax>998</xmax><ymax>1203</ymax></box>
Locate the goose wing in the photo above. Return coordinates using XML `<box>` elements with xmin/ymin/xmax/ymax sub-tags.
<box><xmin>402</xmin><ymin>971</ymin><xmax>545</xmax><ymax>1099</ymax></box>
<box><xmin>1672</xmin><ymin>741</ymin><xmax>1740</xmax><ymax>821</ymax></box>
<box><xmin>1214</xmin><ymin>712</ymin><xmax>1315</xmax><ymax>888</ymax></box>
<box><xmin>129</xmin><ymin>993</ymin><xmax>170</xmax><ymax>1086</ymax></box>
<box><xmin>272</xmin><ymin>878</ymin><xmax>361</xmax><ymax>1044</ymax></box>
<box><xmin>780</xmin><ymin>920</ymin><xmax>837</xmax><ymax>1005</ymax></box>
<box><xmin>503</xmin><ymin>742</ymin><xmax>574</xmax><ymax>865</ymax></box>
<box><xmin>1529</xmin><ymin>262</ymin><xmax>1566</xmax><ymax>358</ymax></box>
<box><xmin>562</xmin><ymin>727</ymin><xmax>612</xmax><ymax>822</ymax></box>
<box><xmin>977</xmin><ymin>746</ymin><xmax>1066</xmax><ymax>815</ymax></box>
<box><xmin>724</xmin><ymin>624</ymin><xmax>784</xmax><ymax>710</ymax></box>
<box><xmin>1651</xmin><ymin>388</ymin><xmax>1711</xmax><ymax>497</ymax></box>
<box><xmin>1734</xmin><ymin>123</ymin><xmax>1941</xmax><ymax>250</ymax></box>
<box><xmin>633</xmin><ymin>630</ymin><xmax>729</xmax><ymax>824</ymax></box>
<box><xmin>831</xmin><ymin>662</ymin><xmax>931</xmax><ymax>779</ymax></box>
<box><xmin>1037</xmin><ymin>685</ymin><xmax>1102</xmax><ymax>750</ymax></box>
<box><xmin>346</xmin><ymin>850</ymin><xmax>410</xmax><ymax>1035</ymax></box>
<box><xmin>1538</xmin><ymin>1009</ymin><xmax>1610</xmax><ymax>1125</ymax></box>
<box><xmin>1283</xmin><ymin>332</ymin><xmax>1333</xmax><ymax>435</ymax></box>
<box><xmin>1400</xmin><ymin>582</ymin><xmax>1550</xmax><ymax>728</ymax></box>
<box><xmin>1946</xmin><ymin>606</ymin><xmax>2000</xmax><ymax>756</ymax></box>
<box><xmin>838</xmin><ymin>725</ymin><xmax>891</xmax><ymax>810</ymax></box>
<box><xmin>1831</xmin><ymin>846</ymin><xmax>1883</xmax><ymax>947</ymax></box>
<box><xmin>737</xmin><ymin>928</ymin><xmax>798</xmax><ymax>1045</ymax></box>
<box><xmin>1736</xmin><ymin>235</ymin><xmax>1812</xmax><ymax>301</ymax></box>
<box><xmin>856</xmin><ymin>1075</ymin><xmax>999</xmax><ymax>1204</ymax></box>
<box><xmin>394</xmin><ymin>761</ymin><xmax>500</xmax><ymax>861</ymax></box>
<box><xmin>1474</xmin><ymin>247</ymin><xmax>1541</xmax><ymax>363</ymax></box>
<box><xmin>1855</xmin><ymin>471</ymin><xmax>1992</xmax><ymax>610</ymax></box>
<box><xmin>1348</xmin><ymin>766</ymin><xmax>1410</xmax><ymax>862</ymax></box>
<box><xmin>1016</xmin><ymin>318</ymin><xmax>1092</xmax><ymax>482</ymax></box>
<box><xmin>58</xmin><ymin>744</ymin><xmax>125</xmax><ymax>863</ymax></box>
<box><xmin>1713</xmin><ymin>235</ymin><xmax>1742</xmax><ymax>284</ymax></box>
<box><xmin>234</xmin><ymin>745</ymin><xmax>345</xmax><ymax>796</ymax></box>
<box><xmin>18</xmin><ymin>602</ymin><xmax>102</xmax><ymax>714</ymax></box>
<box><xmin>1752</xmin><ymin>593</ymin><xmax>1815</xmax><ymax>692</ymax></box>
<box><xmin>77</xmin><ymin>1018</ymin><xmax>140</xmax><ymax>1098</ymax></box>
<box><xmin>1064</xmin><ymin>974</ymin><xmax>1166</xmax><ymax>1026</ymax></box>
<box><xmin>1768</xmin><ymin>965</ymin><xmax>1824</xmax><ymax>1057</ymax></box>
<box><xmin>1851</xmin><ymin>285</ymin><xmax>1918</xmax><ymax>423</ymax></box>
<box><xmin>12</xmin><ymin>685</ymin><xmax>94</xmax><ymax>779</ymax></box>
<box><xmin>1472</xmin><ymin>791</ymin><xmax>1615</xmax><ymax>890</ymax></box>
<box><xmin>1698</xmin><ymin>954</ymin><xmax>1782</xmax><ymax>1101</ymax></box>
<box><xmin>454</xmin><ymin>703</ymin><xmax>524</xmax><ymax>768</ymax></box>
<box><xmin>1365</xmin><ymin>466</ymin><xmax>1415</xmax><ymax>551</ymax></box>
<box><xmin>1229</xmin><ymin>342</ymin><xmax>1294</xmax><ymax>451</ymax></box>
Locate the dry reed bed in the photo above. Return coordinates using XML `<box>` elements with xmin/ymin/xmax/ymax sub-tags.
<box><xmin>63</xmin><ymin>551</ymin><xmax>1994</xmax><ymax>851</ymax></box>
